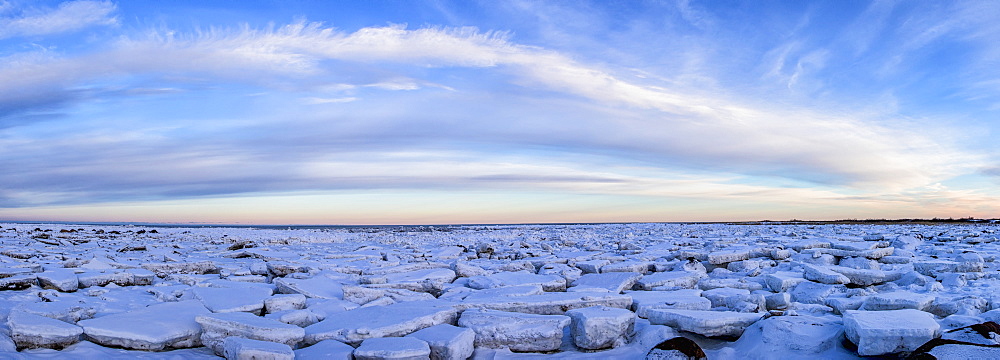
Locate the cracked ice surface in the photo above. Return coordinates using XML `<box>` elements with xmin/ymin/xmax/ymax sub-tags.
<box><xmin>0</xmin><ymin>222</ymin><xmax>998</xmax><ymax>359</ymax></box>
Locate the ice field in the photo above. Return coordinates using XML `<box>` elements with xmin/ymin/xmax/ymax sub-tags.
<box><xmin>1</xmin><ymin>222</ymin><xmax>999</xmax><ymax>359</ymax></box>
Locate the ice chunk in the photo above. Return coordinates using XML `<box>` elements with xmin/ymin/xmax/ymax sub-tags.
<box><xmin>36</xmin><ymin>269</ymin><xmax>80</xmax><ymax>292</ymax></box>
<box><xmin>265</xmin><ymin>309</ymin><xmax>322</xmax><ymax>327</ymax></box>
<box><xmin>636</xmin><ymin>271</ymin><xmax>702</xmax><ymax>290</ymax></box>
<box><xmin>574</xmin><ymin>259</ymin><xmax>610</xmax><ymax>274</ymax></box>
<box><xmin>195</xmin><ymin>311</ymin><xmax>305</xmax><ymax>355</ymax></box>
<box><xmin>729</xmin><ymin>315</ymin><xmax>845</xmax><ymax>356</ymax></box>
<box><xmin>601</xmin><ymin>260</ymin><xmax>651</xmax><ymax>274</ymax></box>
<box><xmin>861</xmin><ymin>291</ymin><xmax>934</xmax><ymax>311</ymax></box>
<box><xmin>294</xmin><ymin>339</ymin><xmax>355</xmax><ymax>360</ymax></box>
<box><xmin>789</xmin><ymin>281</ymin><xmax>840</xmax><ymax>304</ymax></box>
<box><xmin>304</xmin><ymin>302</ymin><xmax>458</xmax><ymax>345</ymax></box>
<box><xmin>274</xmin><ymin>277</ymin><xmax>344</xmax><ymax>299</ymax></box>
<box><xmin>459</xmin><ymin>291</ymin><xmax>632</xmax><ymax>315</ymax></box>
<box><xmin>569</xmin><ymin>272</ymin><xmax>642</xmax><ymax>294</ymax></box>
<box><xmin>223</xmin><ymin>337</ymin><xmax>294</xmax><ymax>360</ymax></box>
<box><xmin>702</xmin><ymin>287</ymin><xmax>750</xmax><ymax>307</ymax></box>
<box><xmin>354</xmin><ymin>337</ymin><xmax>431</xmax><ymax>360</ymax></box>
<box><xmin>267</xmin><ymin>261</ymin><xmax>307</xmax><ymax>277</ymax></box>
<box><xmin>193</xmin><ymin>286</ymin><xmax>272</xmax><ymax>314</ymax></box>
<box><xmin>78</xmin><ymin>300</ymin><xmax>210</xmax><ymax>350</ymax></box>
<box><xmin>763</xmin><ymin>271</ymin><xmax>807</xmax><ymax>292</ymax></box>
<box><xmin>827</xmin><ymin>266</ymin><xmax>901</xmax><ymax>286</ymax></box>
<box><xmin>7</xmin><ymin>311</ymin><xmax>83</xmax><ymax>350</ymax></box>
<box><xmin>1</xmin><ymin>274</ymin><xmax>38</xmax><ymax>290</ymax></box>
<box><xmin>708</xmin><ymin>250</ymin><xmax>750</xmax><ymax>265</ymax></box>
<box><xmin>406</xmin><ymin>324</ymin><xmax>476</xmax><ymax>360</ymax></box>
<box><xmin>76</xmin><ymin>270</ymin><xmax>134</xmax><ymax>288</ymax></box>
<box><xmin>265</xmin><ymin>293</ymin><xmax>307</xmax><ymax>313</ymax></box>
<box><xmin>646</xmin><ymin>309</ymin><xmax>764</xmax><ymax>337</ymax></box>
<box><xmin>21</xmin><ymin>298</ymin><xmax>93</xmax><ymax>322</ymax></box>
<box><xmin>764</xmin><ymin>292</ymin><xmax>790</xmax><ymax>310</ymax></box>
<box><xmin>141</xmin><ymin>261</ymin><xmax>218</xmax><ymax>277</ymax></box>
<box><xmin>627</xmin><ymin>289</ymin><xmax>711</xmax><ymax>317</ymax></box>
<box><xmin>454</xmin><ymin>262</ymin><xmax>490</xmax><ymax>278</ymax></box>
<box><xmin>843</xmin><ymin>309</ymin><xmax>941</xmax><ymax>356</ymax></box>
<box><xmin>537</xmin><ymin>263</ymin><xmax>583</xmax><ymax>283</ymax></box>
<box><xmin>801</xmin><ymin>263</ymin><xmax>850</xmax><ymax>284</ymax></box>
<box><xmin>566</xmin><ymin>305</ymin><xmax>635</xmax><ymax>350</ymax></box>
<box><xmin>467</xmin><ymin>272</ymin><xmax>566</xmax><ymax>292</ymax></box>
<box><xmin>458</xmin><ymin>308</ymin><xmax>570</xmax><ymax>352</ymax></box>
<box><xmin>376</xmin><ymin>268</ymin><xmax>456</xmax><ymax>293</ymax></box>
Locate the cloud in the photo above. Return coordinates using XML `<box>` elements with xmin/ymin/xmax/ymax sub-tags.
<box><xmin>302</xmin><ymin>96</ymin><xmax>357</xmax><ymax>104</ymax></box>
<box><xmin>0</xmin><ymin>18</ymin><xmax>986</xmax><ymax>212</ymax></box>
<box><xmin>0</xmin><ymin>1</ymin><xmax>116</xmax><ymax>39</ymax></box>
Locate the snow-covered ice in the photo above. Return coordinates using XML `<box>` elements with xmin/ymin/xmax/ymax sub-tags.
<box><xmin>843</xmin><ymin>309</ymin><xmax>941</xmax><ymax>356</ymax></box>
<box><xmin>458</xmin><ymin>308</ymin><xmax>570</xmax><ymax>352</ymax></box>
<box><xmin>405</xmin><ymin>324</ymin><xmax>476</xmax><ymax>360</ymax></box>
<box><xmin>1</xmin><ymin>222</ymin><xmax>998</xmax><ymax>359</ymax></box>
<box><xmin>77</xmin><ymin>300</ymin><xmax>210</xmax><ymax>350</ymax></box>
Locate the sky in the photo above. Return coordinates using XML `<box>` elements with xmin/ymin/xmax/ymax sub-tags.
<box><xmin>1</xmin><ymin>0</ymin><xmax>999</xmax><ymax>225</ymax></box>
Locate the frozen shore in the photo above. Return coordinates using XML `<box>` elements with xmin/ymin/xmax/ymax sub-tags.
<box><xmin>1</xmin><ymin>222</ymin><xmax>999</xmax><ymax>359</ymax></box>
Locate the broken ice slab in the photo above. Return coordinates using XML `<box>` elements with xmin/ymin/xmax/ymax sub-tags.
<box><xmin>645</xmin><ymin>309</ymin><xmax>765</xmax><ymax>338</ymax></box>
<box><xmin>467</xmin><ymin>272</ymin><xmax>567</xmax><ymax>292</ymax></box>
<box><xmin>627</xmin><ymin>289</ymin><xmax>711</xmax><ymax>317</ymax></box>
<box><xmin>273</xmin><ymin>276</ymin><xmax>345</xmax><ymax>299</ymax></box>
<box><xmin>707</xmin><ymin>250</ymin><xmax>751</xmax><ymax>265</ymax></box>
<box><xmin>459</xmin><ymin>291</ymin><xmax>632</xmax><ymax>315</ymax></box>
<box><xmin>303</xmin><ymin>301</ymin><xmax>458</xmax><ymax>346</ymax></box>
<box><xmin>222</xmin><ymin>337</ymin><xmax>294</xmax><ymax>360</ymax></box>
<box><xmin>458</xmin><ymin>308</ymin><xmax>570</xmax><ymax>352</ymax></box>
<box><xmin>354</xmin><ymin>336</ymin><xmax>431</xmax><ymax>360</ymax></box>
<box><xmin>36</xmin><ymin>269</ymin><xmax>80</xmax><ymax>292</ymax></box>
<box><xmin>193</xmin><ymin>286</ymin><xmax>273</xmax><ymax>314</ymax></box>
<box><xmin>860</xmin><ymin>291</ymin><xmax>935</xmax><ymax>311</ymax></box>
<box><xmin>294</xmin><ymin>339</ymin><xmax>354</xmax><ymax>360</ymax></box>
<box><xmin>196</xmin><ymin>311</ymin><xmax>305</xmax><ymax>355</ymax></box>
<box><xmin>7</xmin><ymin>311</ymin><xmax>83</xmax><ymax>350</ymax></box>
<box><xmin>141</xmin><ymin>261</ymin><xmax>219</xmax><ymax>277</ymax></box>
<box><xmin>843</xmin><ymin>309</ymin><xmax>941</xmax><ymax>356</ymax></box>
<box><xmin>77</xmin><ymin>300</ymin><xmax>210</xmax><ymax>351</ymax></box>
<box><xmin>405</xmin><ymin>324</ymin><xmax>476</xmax><ymax>360</ymax></box>
<box><xmin>566</xmin><ymin>305</ymin><xmax>635</xmax><ymax>350</ymax></box>
<box><xmin>569</xmin><ymin>272</ymin><xmax>643</xmax><ymax>294</ymax></box>
<box><xmin>636</xmin><ymin>271</ymin><xmax>703</xmax><ymax>290</ymax></box>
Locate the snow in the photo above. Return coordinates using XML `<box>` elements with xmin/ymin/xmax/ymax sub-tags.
<box><xmin>36</xmin><ymin>269</ymin><xmax>80</xmax><ymax>292</ymax></box>
<box><xmin>645</xmin><ymin>309</ymin><xmax>765</xmax><ymax>338</ymax></box>
<box><xmin>77</xmin><ymin>300</ymin><xmax>210</xmax><ymax>350</ymax></box>
<box><xmin>568</xmin><ymin>272</ymin><xmax>642</xmax><ymax>294</ymax></box>
<box><xmin>294</xmin><ymin>339</ymin><xmax>355</xmax><ymax>360</ymax></box>
<box><xmin>458</xmin><ymin>308</ymin><xmax>570</xmax><ymax>352</ymax></box>
<box><xmin>7</xmin><ymin>311</ymin><xmax>83</xmax><ymax>350</ymax></box>
<box><xmin>354</xmin><ymin>336</ymin><xmax>431</xmax><ymax>360</ymax></box>
<box><xmin>264</xmin><ymin>293</ymin><xmax>307</xmax><ymax>313</ymax></box>
<box><xmin>222</xmin><ymin>337</ymin><xmax>294</xmax><ymax>360</ymax></box>
<box><xmin>565</xmin><ymin>306</ymin><xmax>635</xmax><ymax>350</ymax></box>
<box><xmin>1</xmin><ymin>222</ymin><xmax>999</xmax><ymax>359</ymax></box>
<box><xmin>192</xmin><ymin>286</ymin><xmax>272</xmax><ymax>314</ymax></box>
<box><xmin>406</xmin><ymin>324</ymin><xmax>476</xmax><ymax>360</ymax></box>
<box><xmin>304</xmin><ymin>302</ymin><xmax>458</xmax><ymax>345</ymax></box>
<box><xmin>195</xmin><ymin>311</ymin><xmax>305</xmax><ymax>355</ymax></box>
<box><xmin>843</xmin><ymin>309</ymin><xmax>941</xmax><ymax>356</ymax></box>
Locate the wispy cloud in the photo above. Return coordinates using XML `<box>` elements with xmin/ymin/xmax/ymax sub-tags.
<box><xmin>0</xmin><ymin>0</ymin><xmax>116</xmax><ymax>39</ymax></box>
<box><xmin>302</xmin><ymin>96</ymin><xmax>357</xmax><ymax>104</ymax></box>
<box><xmin>1</xmin><ymin>21</ymin><xmax>981</xmax><ymax>190</ymax></box>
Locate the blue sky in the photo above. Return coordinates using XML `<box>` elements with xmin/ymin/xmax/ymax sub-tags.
<box><xmin>1</xmin><ymin>0</ymin><xmax>999</xmax><ymax>224</ymax></box>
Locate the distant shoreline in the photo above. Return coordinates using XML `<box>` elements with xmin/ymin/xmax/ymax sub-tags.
<box><xmin>2</xmin><ymin>218</ymin><xmax>998</xmax><ymax>230</ymax></box>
